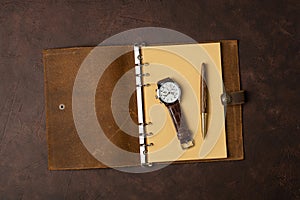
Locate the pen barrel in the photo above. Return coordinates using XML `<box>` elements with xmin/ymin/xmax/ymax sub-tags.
<box><xmin>201</xmin><ymin>64</ymin><xmax>208</xmax><ymax>113</ymax></box>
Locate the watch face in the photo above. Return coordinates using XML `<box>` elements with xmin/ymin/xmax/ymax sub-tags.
<box><xmin>158</xmin><ymin>81</ymin><xmax>181</xmax><ymax>103</ymax></box>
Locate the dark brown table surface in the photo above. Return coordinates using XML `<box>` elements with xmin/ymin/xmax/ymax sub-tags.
<box><xmin>0</xmin><ymin>0</ymin><xmax>299</xmax><ymax>199</ymax></box>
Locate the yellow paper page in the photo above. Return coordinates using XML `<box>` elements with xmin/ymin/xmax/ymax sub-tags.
<box><xmin>141</xmin><ymin>43</ymin><xmax>227</xmax><ymax>163</ymax></box>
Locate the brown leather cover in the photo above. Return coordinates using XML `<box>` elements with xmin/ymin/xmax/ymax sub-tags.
<box><xmin>220</xmin><ymin>40</ymin><xmax>244</xmax><ymax>161</ymax></box>
<box><xmin>43</xmin><ymin>40</ymin><xmax>244</xmax><ymax>170</ymax></box>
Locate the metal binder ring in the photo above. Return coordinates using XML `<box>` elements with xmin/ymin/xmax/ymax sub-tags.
<box><xmin>136</xmin><ymin>83</ymin><xmax>151</xmax><ymax>87</ymax></box>
<box><xmin>137</xmin><ymin>55</ymin><xmax>142</xmax><ymax>60</ymax></box>
<box><xmin>140</xmin><ymin>143</ymin><xmax>154</xmax><ymax>147</ymax></box>
<box><xmin>134</xmin><ymin>63</ymin><xmax>149</xmax><ymax>67</ymax></box>
<box><xmin>143</xmin><ymin>162</ymin><xmax>153</xmax><ymax>167</ymax></box>
<box><xmin>138</xmin><ymin>122</ymin><xmax>152</xmax><ymax>126</ymax></box>
<box><xmin>134</xmin><ymin>42</ymin><xmax>146</xmax><ymax>47</ymax></box>
<box><xmin>139</xmin><ymin>132</ymin><xmax>153</xmax><ymax>137</ymax></box>
<box><xmin>139</xmin><ymin>62</ymin><xmax>149</xmax><ymax>67</ymax></box>
<box><xmin>136</xmin><ymin>73</ymin><xmax>150</xmax><ymax>77</ymax></box>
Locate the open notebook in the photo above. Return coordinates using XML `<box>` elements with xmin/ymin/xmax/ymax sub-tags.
<box><xmin>44</xmin><ymin>40</ymin><xmax>244</xmax><ymax>170</ymax></box>
<box><xmin>135</xmin><ymin>43</ymin><xmax>227</xmax><ymax>165</ymax></box>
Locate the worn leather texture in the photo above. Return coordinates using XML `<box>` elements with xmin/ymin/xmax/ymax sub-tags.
<box><xmin>226</xmin><ymin>90</ymin><xmax>245</xmax><ymax>105</ymax></box>
<box><xmin>1</xmin><ymin>1</ymin><xmax>298</xmax><ymax>199</ymax></box>
<box><xmin>44</xmin><ymin>48</ymin><xmax>140</xmax><ymax>169</ymax></box>
<box><xmin>43</xmin><ymin>40</ymin><xmax>244</xmax><ymax>169</ymax></box>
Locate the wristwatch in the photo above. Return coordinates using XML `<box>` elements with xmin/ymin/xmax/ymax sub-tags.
<box><xmin>156</xmin><ymin>78</ymin><xmax>194</xmax><ymax>149</ymax></box>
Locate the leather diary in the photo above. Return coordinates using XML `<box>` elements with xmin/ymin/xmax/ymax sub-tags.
<box><xmin>43</xmin><ymin>40</ymin><xmax>245</xmax><ymax>170</ymax></box>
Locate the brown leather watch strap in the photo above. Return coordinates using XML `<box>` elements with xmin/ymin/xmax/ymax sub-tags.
<box><xmin>167</xmin><ymin>101</ymin><xmax>194</xmax><ymax>148</ymax></box>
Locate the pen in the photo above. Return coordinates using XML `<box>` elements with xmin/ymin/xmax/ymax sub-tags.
<box><xmin>201</xmin><ymin>63</ymin><xmax>208</xmax><ymax>138</ymax></box>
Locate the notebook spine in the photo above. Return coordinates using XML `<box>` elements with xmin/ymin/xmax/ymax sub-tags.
<box><xmin>134</xmin><ymin>43</ymin><xmax>153</xmax><ymax>166</ymax></box>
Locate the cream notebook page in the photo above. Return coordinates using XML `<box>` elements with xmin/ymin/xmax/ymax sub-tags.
<box><xmin>141</xmin><ymin>43</ymin><xmax>227</xmax><ymax>163</ymax></box>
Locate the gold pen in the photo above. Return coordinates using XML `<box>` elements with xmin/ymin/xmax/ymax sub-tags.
<box><xmin>201</xmin><ymin>63</ymin><xmax>208</xmax><ymax>138</ymax></box>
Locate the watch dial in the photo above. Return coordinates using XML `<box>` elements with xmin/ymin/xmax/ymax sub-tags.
<box><xmin>158</xmin><ymin>82</ymin><xmax>181</xmax><ymax>103</ymax></box>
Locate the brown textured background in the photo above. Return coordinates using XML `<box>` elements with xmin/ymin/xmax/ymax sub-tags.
<box><xmin>0</xmin><ymin>0</ymin><xmax>299</xmax><ymax>199</ymax></box>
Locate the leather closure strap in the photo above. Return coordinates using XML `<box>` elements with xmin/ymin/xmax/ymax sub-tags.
<box><xmin>221</xmin><ymin>90</ymin><xmax>246</xmax><ymax>106</ymax></box>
